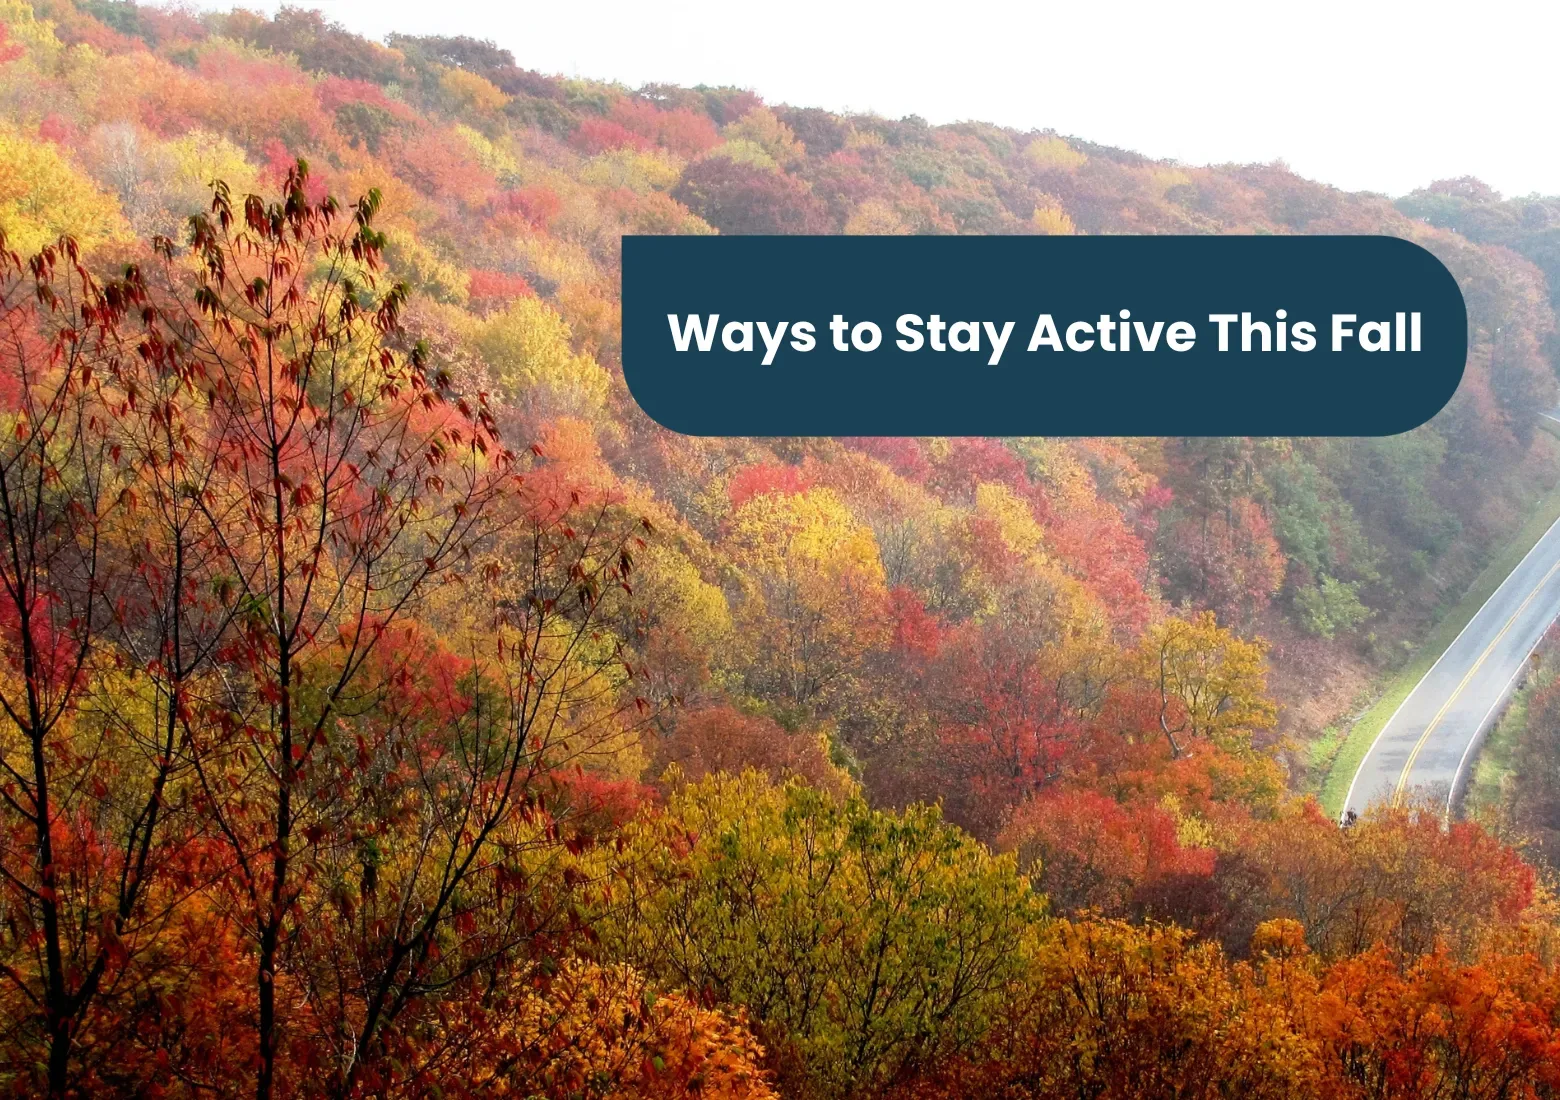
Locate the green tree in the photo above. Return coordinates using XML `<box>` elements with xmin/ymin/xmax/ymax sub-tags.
<box><xmin>603</xmin><ymin>770</ymin><xmax>1036</xmax><ymax>1099</ymax></box>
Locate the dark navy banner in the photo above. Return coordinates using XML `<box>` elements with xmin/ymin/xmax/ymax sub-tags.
<box><xmin>620</xmin><ymin>235</ymin><xmax>1467</xmax><ymax>437</ymax></box>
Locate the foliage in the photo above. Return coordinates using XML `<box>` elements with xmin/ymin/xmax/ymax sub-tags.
<box><xmin>468</xmin><ymin>294</ymin><xmax>612</xmax><ymax>421</ymax></box>
<box><xmin>1</xmin><ymin>4</ymin><xmax>1560</xmax><ymax>1096</ymax></box>
<box><xmin>1138</xmin><ymin>611</ymin><xmax>1277</xmax><ymax>756</ymax></box>
<box><xmin>672</xmin><ymin>157</ymin><xmax>831</xmax><ymax>234</ymax></box>
<box><xmin>0</xmin><ymin>125</ymin><xmax>128</xmax><ymax>252</ymax></box>
<box><xmin>1294</xmin><ymin>575</ymin><xmax>1372</xmax><ymax>639</ymax></box>
<box><xmin>605</xmin><ymin>771</ymin><xmax>1036</xmax><ymax>1099</ymax></box>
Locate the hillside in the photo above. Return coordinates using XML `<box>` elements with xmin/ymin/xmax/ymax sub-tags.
<box><xmin>9</xmin><ymin>0</ymin><xmax>1555</xmax><ymax>763</ymax></box>
<box><xmin>5</xmin><ymin>3</ymin><xmax>1560</xmax><ymax>1096</ymax></box>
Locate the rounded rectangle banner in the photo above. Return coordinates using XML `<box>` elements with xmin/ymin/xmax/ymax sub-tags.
<box><xmin>621</xmin><ymin>234</ymin><xmax>1467</xmax><ymax>437</ymax></box>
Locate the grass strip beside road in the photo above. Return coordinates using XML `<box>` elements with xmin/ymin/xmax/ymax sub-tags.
<box><xmin>1462</xmin><ymin>665</ymin><xmax>1543</xmax><ymax>817</ymax></box>
<box><xmin>1318</xmin><ymin>481</ymin><xmax>1560</xmax><ymax>817</ymax></box>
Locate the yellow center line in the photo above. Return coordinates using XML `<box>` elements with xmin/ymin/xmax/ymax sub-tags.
<box><xmin>1393</xmin><ymin>556</ymin><xmax>1560</xmax><ymax>804</ymax></box>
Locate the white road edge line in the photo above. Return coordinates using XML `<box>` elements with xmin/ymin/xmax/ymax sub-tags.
<box><xmin>1340</xmin><ymin>510</ymin><xmax>1560</xmax><ymax>822</ymax></box>
<box><xmin>1444</xmin><ymin>572</ymin><xmax>1560</xmax><ymax>819</ymax></box>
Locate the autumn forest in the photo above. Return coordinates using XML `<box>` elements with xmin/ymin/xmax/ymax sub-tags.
<box><xmin>5</xmin><ymin>2</ymin><xmax>1560</xmax><ymax>1097</ymax></box>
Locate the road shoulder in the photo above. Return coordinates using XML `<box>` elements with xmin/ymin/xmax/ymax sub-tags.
<box><xmin>1320</xmin><ymin>480</ymin><xmax>1560</xmax><ymax>817</ymax></box>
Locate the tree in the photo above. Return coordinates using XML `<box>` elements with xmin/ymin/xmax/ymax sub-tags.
<box><xmin>719</xmin><ymin>107</ymin><xmax>805</xmax><ymax>169</ymax></box>
<box><xmin>980</xmin><ymin>919</ymin><xmax>1318</xmax><ymax>1100</ymax></box>
<box><xmin>1504</xmin><ymin>665</ymin><xmax>1560</xmax><ymax>870</ymax></box>
<box><xmin>1136</xmin><ymin>611</ymin><xmax>1275</xmax><ymax>758</ymax></box>
<box><xmin>227</xmin><ymin>7</ymin><xmax>410</xmax><ymax>85</ymax></box>
<box><xmin>467</xmin><ymin>295</ymin><xmax>611</xmax><ymax>425</ymax></box>
<box><xmin>1157</xmin><ymin>496</ymin><xmax>1285</xmax><ymax>629</ymax></box>
<box><xmin>129</xmin><ymin>164</ymin><xmax>509</xmax><ymax>1099</ymax></box>
<box><xmin>1309</xmin><ymin>943</ymin><xmax>1560</xmax><ymax>1100</ymax></box>
<box><xmin>1239</xmin><ymin>800</ymin><xmax>1536</xmax><ymax>963</ymax></box>
<box><xmin>671</xmin><ymin>158</ymin><xmax>831</xmax><ymax>235</ymax></box>
<box><xmin>0</xmin><ymin>162</ymin><xmax>669</xmax><ymax>1097</ymax></box>
<box><xmin>1000</xmin><ymin>790</ymin><xmax>1213</xmax><ymax>917</ymax></box>
<box><xmin>414</xmin><ymin>959</ymin><xmax>778</xmax><ymax>1099</ymax></box>
<box><xmin>722</xmin><ymin>487</ymin><xmax>889</xmax><ymax>712</ymax></box>
<box><xmin>0</xmin><ymin>232</ymin><xmax>171</xmax><ymax>1096</ymax></box>
<box><xmin>928</xmin><ymin>616</ymin><xmax>1112</xmax><ymax>838</ymax></box>
<box><xmin>0</xmin><ymin>127</ymin><xmax>130</xmax><ymax>254</ymax></box>
<box><xmin>651</xmin><ymin>705</ymin><xmax>850</xmax><ymax>797</ymax></box>
<box><xmin>606</xmin><ymin>771</ymin><xmax>1036</xmax><ymax>1099</ymax></box>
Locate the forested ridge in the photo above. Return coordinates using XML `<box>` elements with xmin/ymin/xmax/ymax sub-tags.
<box><xmin>5</xmin><ymin>2</ymin><xmax>1560</xmax><ymax>1096</ymax></box>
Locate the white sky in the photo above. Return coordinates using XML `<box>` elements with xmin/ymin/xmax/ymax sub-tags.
<box><xmin>190</xmin><ymin>0</ymin><xmax>1560</xmax><ymax>198</ymax></box>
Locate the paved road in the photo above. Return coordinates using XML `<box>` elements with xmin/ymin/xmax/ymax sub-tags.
<box><xmin>1342</xmin><ymin>510</ymin><xmax>1560</xmax><ymax>820</ymax></box>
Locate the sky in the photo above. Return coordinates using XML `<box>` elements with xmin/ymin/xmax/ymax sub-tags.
<box><xmin>190</xmin><ymin>0</ymin><xmax>1560</xmax><ymax>198</ymax></box>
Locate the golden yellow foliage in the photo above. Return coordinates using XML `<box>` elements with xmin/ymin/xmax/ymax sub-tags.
<box><xmin>720</xmin><ymin>106</ymin><xmax>804</xmax><ymax>167</ymax></box>
<box><xmin>1031</xmin><ymin>202</ymin><xmax>1076</xmax><ymax>235</ymax></box>
<box><xmin>432</xmin><ymin>960</ymin><xmax>776</xmax><ymax>1099</ymax></box>
<box><xmin>637</xmin><ymin>541</ymin><xmax>732</xmax><ymax>654</ymax></box>
<box><xmin>607</xmin><ymin>771</ymin><xmax>1035</xmax><ymax>1098</ymax></box>
<box><xmin>511</xmin><ymin>230</ymin><xmax>602</xmax><ymax>292</ymax></box>
<box><xmin>382</xmin><ymin>227</ymin><xmax>470</xmax><ymax>304</ymax></box>
<box><xmin>440</xmin><ymin>66</ymin><xmax>508</xmax><ymax>114</ymax></box>
<box><xmin>166</xmin><ymin>129</ymin><xmax>258</xmax><ymax>196</ymax></box>
<box><xmin>0</xmin><ymin>125</ymin><xmax>129</xmax><ymax>253</ymax></box>
<box><xmin>1024</xmin><ymin>135</ymin><xmax>1087</xmax><ymax>172</ymax></box>
<box><xmin>725</xmin><ymin>488</ymin><xmax>889</xmax><ymax>705</ymax></box>
<box><xmin>581</xmin><ymin>147</ymin><xmax>685</xmax><ymax>193</ymax></box>
<box><xmin>1138</xmin><ymin>610</ymin><xmax>1277</xmax><ymax>755</ymax></box>
<box><xmin>1010</xmin><ymin>918</ymin><xmax>1320</xmax><ymax>1099</ymax></box>
<box><xmin>452</xmin><ymin>122</ymin><xmax>519</xmax><ymax>181</ymax></box>
<box><xmin>844</xmin><ymin>198</ymin><xmax>910</xmax><ymax>235</ymax></box>
<box><xmin>1147</xmin><ymin>165</ymin><xmax>1193</xmax><ymax>195</ymax></box>
<box><xmin>0</xmin><ymin>0</ymin><xmax>59</xmax><ymax>56</ymax></box>
<box><xmin>703</xmin><ymin>138</ymin><xmax>778</xmax><ymax>171</ymax></box>
<box><xmin>975</xmin><ymin>481</ymin><xmax>1047</xmax><ymax>562</ymax></box>
<box><xmin>468</xmin><ymin>295</ymin><xmax>611</xmax><ymax>419</ymax></box>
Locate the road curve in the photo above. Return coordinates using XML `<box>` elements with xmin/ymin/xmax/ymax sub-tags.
<box><xmin>1342</xmin><ymin>511</ymin><xmax>1560</xmax><ymax>821</ymax></box>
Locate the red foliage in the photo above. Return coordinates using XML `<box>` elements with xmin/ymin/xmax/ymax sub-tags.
<box><xmin>1142</xmin><ymin>480</ymin><xmax>1175</xmax><ymax>513</ymax></box>
<box><xmin>702</xmin><ymin>88</ymin><xmax>763</xmax><ymax>125</ymax></box>
<box><xmin>36</xmin><ymin>114</ymin><xmax>75</xmax><ymax>145</ymax></box>
<box><xmin>1002</xmin><ymin>788</ymin><xmax>1215</xmax><ymax>915</ymax></box>
<box><xmin>927</xmin><ymin>437</ymin><xmax>1029</xmax><ymax>499</ymax></box>
<box><xmin>1030</xmin><ymin>483</ymin><xmax>1153</xmax><ymax>634</ymax></box>
<box><xmin>0</xmin><ymin>586</ymin><xmax>86</xmax><ymax>704</ymax></box>
<box><xmin>727</xmin><ymin>461</ymin><xmax>815</xmax><ymax>508</ymax></box>
<box><xmin>315</xmin><ymin>74</ymin><xmax>397</xmax><ymax>114</ymax></box>
<box><xmin>258</xmin><ymin>139</ymin><xmax>328</xmax><ymax>203</ymax></box>
<box><xmin>843</xmin><ymin>437</ymin><xmax>933</xmax><ymax>483</ymax></box>
<box><xmin>0</xmin><ymin>24</ymin><xmax>24</xmax><ymax>65</ymax></box>
<box><xmin>467</xmin><ymin>269</ymin><xmax>535</xmax><ymax>311</ymax></box>
<box><xmin>54</xmin><ymin>10</ymin><xmax>143</xmax><ymax>53</ymax></box>
<box><xmin>494</xmin><ymin>185</ymin><xmax>563</xmax><ymax>229</ymax></box>
<box><xmin>554</xmin><ymin>770</ymin><xmax>653</xmax><ymax>830</ymax></box>
<box><xmin>1159</xmin><ymin>495</ymin><xmax>1285</xmax><ymax>626</ymax></box>
<box><xmin>570</xmin><ymin>117</ymin><xmax>652</xmax><ymax>155</ymax></box>
<box><xmin>610</xmin><ymin>98</ymin><xmax>719</xmax><ymax>157</ymax></box>
<box><xmin>928</xmin><ymin>624</ymin><xmax>1089</xmax><ymax>837</ymax></box>
<box><xmin>886</xmin><ymin>587</ymin><xmax>944</xmax><ymax>660</ymax></box>
<box><xmin>387</xmin><ymin>128</ymin><xmax>498</xmax><ymax>206</ymax></box>
<box><xmin>653</xmin><ymin>705</ymin><xmax>847</xmax><ymax>796</ymax></box>
<box><xmin>671</xmin><ymin>158</ymin><xmax>832</xmax><ymax>234</ymax></box>
<box><xmin>806</xmin><ymin>159</ymin><xmax>881</xmax><ymax>224</ymax></box>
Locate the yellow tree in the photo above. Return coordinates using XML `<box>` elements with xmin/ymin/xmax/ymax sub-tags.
<box><xmin>1136</xmin><ymin>611</ymin><xmax>1275</xmax><ymax>757</ymax></box>
<box><xmin>604</xmin><ymin>770</ymin><xmax>1035</xmax><ymax>1100</ymax></box>
<box><xmin>723</xmin><ymin>487</ymin><xmax>889</xmax><ymax>711</ymax></box>
<box><xmin>407</xmin><ymin>959</ymin><xmax>776</xmax><ymax>1099</ymax></box>
<box><xmin>0</xmin><ymin>126</ymin><xmax>129</xmax><ymax>255</ymax></box>
<box><xmin>986</xmin><ymin>919</ymin><xmax>1319</xmax><ymax>1100</ymax></box>
<box><xmin>467</xmin><ymin>296</ymin><xmax>610</xmax><ymax>423</ymax></box>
